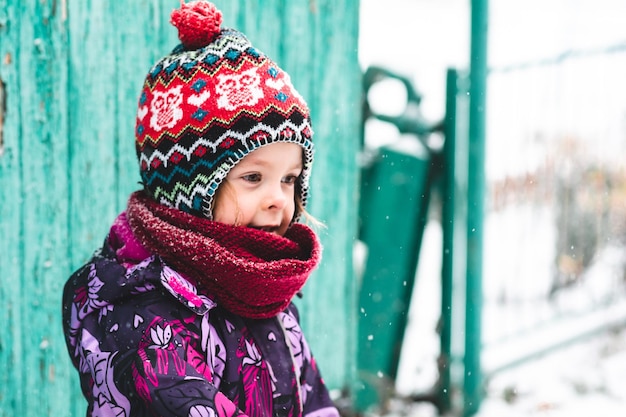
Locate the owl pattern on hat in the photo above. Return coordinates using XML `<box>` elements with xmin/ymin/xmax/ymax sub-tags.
<box><xmin>135</xmin><ymin>2</ymin><xmax>313</xmax><ymax>219</ymax></box>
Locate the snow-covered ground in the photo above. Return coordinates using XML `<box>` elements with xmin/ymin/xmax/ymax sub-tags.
<box><xmin>476</xmin><ymin>332</ymin><xmax>626</xmax><ymax>416</ymax></box>
<box><xmin>389</xmin><ymin>220</ymin><xmax>626</xmax><ymax>417</ymax></box>
<box><xmin>389</xmin><ymin>327</ymin><xmax>626</xmax><ymax>416</ymax></box>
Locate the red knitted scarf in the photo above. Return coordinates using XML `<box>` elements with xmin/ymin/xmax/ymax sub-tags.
<box><xmin>126</xmin><ymin>191</ymin><xmax>321</xmax><ymax>319</ymax></box>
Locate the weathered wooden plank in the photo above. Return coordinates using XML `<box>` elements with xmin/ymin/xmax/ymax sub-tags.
<box><xmin>0</xmin><ymin>2</ymin><xmax>25</xmax><ymax>415</ymax></box>
<box><xmin>67</xmin><ymin>0</ymin><xmax>122</xmax><ymax>270</ymax></box>
<box><xmin>28</xmin><ymin>2</ymin><xmax>74</xmax><ymax>411</ymax></box>
<box><xmin>8</xmin><ymin>0</ymin><xmax>72</xmax><ymax>415</ymax></box>
<box><xmin>288</xmin><ymin>0</ymin><xmax>361</xmax><ymax>389</ymax></box>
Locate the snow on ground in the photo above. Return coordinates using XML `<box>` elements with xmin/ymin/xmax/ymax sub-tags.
<box><xmin>477</xmin><ymin>262</ymin><xmax>626</xmax><ymax>417</ymax></box>
<box><xmin>387</xmin><ymin>219</ymin><xmax>626</xmax><ymax>417</ymax></box>
<box><xmin>476</xmin><ymin>330</ymin><xmax>626</xmax><ymax>416</ymax></box>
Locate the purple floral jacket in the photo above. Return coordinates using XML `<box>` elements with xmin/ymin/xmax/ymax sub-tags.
<box><xmin>62</xmin><ymin>218</ymin><xmax>339</xmax><ymax>417</ymax></box>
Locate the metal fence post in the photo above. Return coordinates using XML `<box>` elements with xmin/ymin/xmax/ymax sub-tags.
<box><xmin>464</xmin><ymin>0</ymin><xmax>488</xmax><ymax>415</ymax></box>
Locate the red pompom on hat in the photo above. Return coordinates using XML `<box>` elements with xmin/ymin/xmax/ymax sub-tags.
<box><xmin>170</xmin><ymin>0</ymin><xmax>223</xmax><ymax>49</ymax></box>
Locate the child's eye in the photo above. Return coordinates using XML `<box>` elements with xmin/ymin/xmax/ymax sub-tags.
<box><xmin>242</xmin><ymin>173</ymin><xmax>262</xmax><ymax>183</ymax></box>
<box><xmin>282</xmin><ymin>175</ymin><xmax>299</xmax><ymax>185</ymax></box>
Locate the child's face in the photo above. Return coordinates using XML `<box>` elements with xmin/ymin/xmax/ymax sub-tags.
<box><xmin>213</xmin><ymin>142</ymin><xmax>303</xmax><ymax>236</ymax></box>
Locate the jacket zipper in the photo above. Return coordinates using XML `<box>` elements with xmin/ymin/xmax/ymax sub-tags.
<box><xmin>277</xmin><ymin>315</ymin><xmax>304</xmax><ymax>415</ymax></box>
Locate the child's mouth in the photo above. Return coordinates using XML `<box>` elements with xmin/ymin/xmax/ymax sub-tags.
<box><xmin>250</xmin><ymin>225</ymin><xmax>279</xmax><ymax>233</ymax></box>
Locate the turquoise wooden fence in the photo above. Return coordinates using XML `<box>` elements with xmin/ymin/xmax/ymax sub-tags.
<box><xmin>0</xmin><ymin>1</ymin><xmax>361</xmax><ymax>415</ymax></box>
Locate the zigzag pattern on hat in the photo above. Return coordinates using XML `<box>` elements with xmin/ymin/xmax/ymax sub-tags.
<box><xmin>140</xmin><ymin>109</ymin><xmax>313</xmax><ymax>216</ymax></box>
<box><xmin>150</xmin><ymin>141</ymin><xmax>313</xmax><ymax>219</ymax></box>
<box><xmin>137</xmin><ymin>99</ymin><xmax>309</xmax><ymax>149</ymax></box>
<box><xmin>139</xmin><ymin>113</ymin><xmax>312</xmax><ymax>170</ymax></box>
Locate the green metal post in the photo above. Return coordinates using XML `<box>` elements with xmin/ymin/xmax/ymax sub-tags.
<box><xmin>464</xmin><ymin>0</ymin><xmax>488</xmax><ymax>415</ymax></box>
<box><xmin>439</xmin><ymin>69</ymin><xmax>458</xmax><ymax>413</ymax></box>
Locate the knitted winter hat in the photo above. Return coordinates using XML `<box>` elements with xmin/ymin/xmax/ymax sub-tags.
<box><xmin>135</xmin><ymin>0</ymin><xmax>313</xmax><ymax>219</ymax></box>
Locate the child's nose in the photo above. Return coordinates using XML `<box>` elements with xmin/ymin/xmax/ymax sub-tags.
<box><xmin>264</xmin><ymin>183</ymin><xmax>288</xmax><ymax>210</ymax></box>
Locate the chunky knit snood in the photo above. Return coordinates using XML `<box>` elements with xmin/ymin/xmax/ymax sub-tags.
<box><xmin>126</xmin><ymin>191</ymin><xmax>321</xmax><ymax>319</ymax></box>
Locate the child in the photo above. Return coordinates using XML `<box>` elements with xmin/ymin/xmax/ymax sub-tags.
<box><xmin>61</xmin><ymin>2</ymin><xmax>340</xmax><ymax>416</ymax></box>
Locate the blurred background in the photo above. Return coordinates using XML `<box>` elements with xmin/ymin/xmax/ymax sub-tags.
<box><xmin>359</xmin><ymin>0</ymin><xmax>626</xmax><ymax>416</ymax></box>
<box><xmin>1</xmin><ymin>0</ymin><xmax>625</xmax><ymax>416</ymax></box>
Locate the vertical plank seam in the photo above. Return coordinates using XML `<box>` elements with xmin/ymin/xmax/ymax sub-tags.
<box><xmin>15</xmin><ymin>2</ymin><xmax>27</xmax><ymax>413</ymax></box>
<box><xmin>0</xmin><ymin>77</ymin><xmax>5</xmax><ymax>156</ymax></box>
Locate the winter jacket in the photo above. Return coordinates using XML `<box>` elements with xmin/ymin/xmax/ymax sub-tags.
<box><xmin>62</xmin><ymin>220</ymin><xmax>340</xmax><ymax>417</ymax></box>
